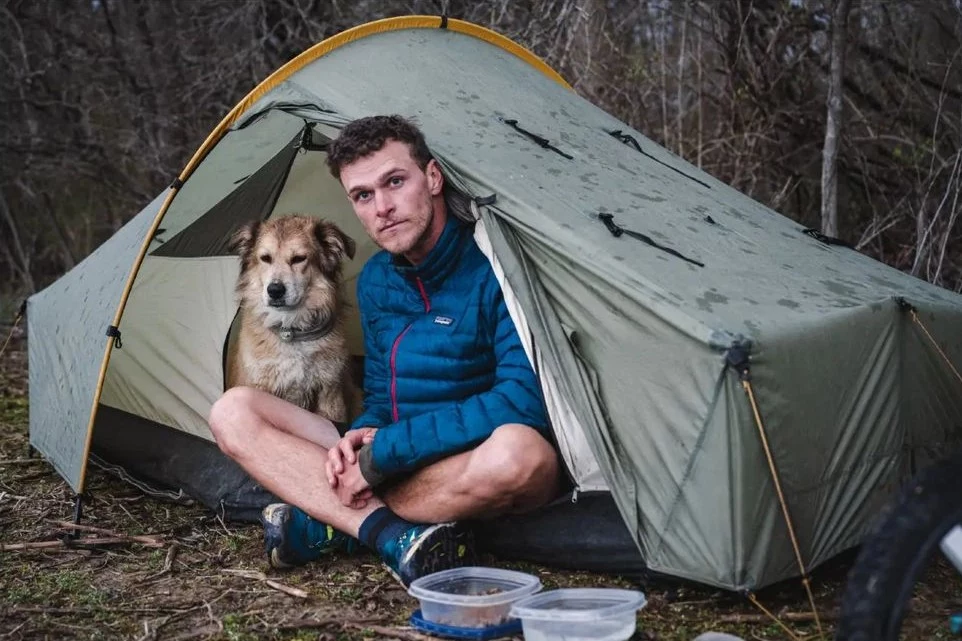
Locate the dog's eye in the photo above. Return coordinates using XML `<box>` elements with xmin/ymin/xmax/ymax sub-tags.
<box><xmin>259</xmin><ymin>254</ymin><xmax>272</xmax><ymax>264</ymax></box>
<box><xmin>290</xmin><ymin>255</ymin><xmax>306</xmax><ymax>265</ymax></box>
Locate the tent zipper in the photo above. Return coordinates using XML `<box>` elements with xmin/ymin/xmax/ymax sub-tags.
<box><xmin>390</xmin><ymin>278</ymin><xmax>432</xmax><ymax>422</ymax></box>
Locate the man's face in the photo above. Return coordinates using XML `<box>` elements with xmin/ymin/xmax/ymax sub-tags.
<box><xmin>339</xmin><ymin>139</ymin><xmax>444</xmax><ymax>263</ymax></box>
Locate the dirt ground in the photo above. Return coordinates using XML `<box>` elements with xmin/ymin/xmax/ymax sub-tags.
<box><xmin>1</xmin><ymin>326</ymin><xmax>958</xmax><ymax>641</ymax></box>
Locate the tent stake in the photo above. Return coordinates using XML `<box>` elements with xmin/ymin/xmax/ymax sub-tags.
<box><xmin>69</xmin><ymin>493</ymin><xmax>86</xmax><ymax>539</ymax></box>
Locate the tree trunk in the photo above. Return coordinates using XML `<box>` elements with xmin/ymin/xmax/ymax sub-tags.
<box><xmin>0</xmin><ymin>190</ymin><xmax>36</xmax><ymax>293</ymax></box>
<box><xmin>821</xmin><ymin>0</ymin><xmax>852</xmax><ymax>237</ymax></box>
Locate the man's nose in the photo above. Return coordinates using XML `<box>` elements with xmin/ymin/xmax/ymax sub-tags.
<box><xmin>374</xmin><ymin>190</ymin><xmax>393</xmax><ymax>217</ymax></box>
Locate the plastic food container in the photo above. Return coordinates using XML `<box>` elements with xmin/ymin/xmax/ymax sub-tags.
<box><xmin>509</xmin><ymin>588</ymin><xmax>647</xmax><ymax>641</ymax></box>
<box><xmin>407</xmin><ymin>567</ymin><xmax>542</xmax><ymax>629</ymax></box>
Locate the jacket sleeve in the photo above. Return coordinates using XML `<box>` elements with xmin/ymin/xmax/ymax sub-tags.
<box><xmin>349</xmin><ymin>268</ymin><xmax>393</xmax><ymax>431</ymax></box>
<box><xmin>362</xmin><ymin>284</ymin><xmax>550</xmax><ymax>485</ymax></box>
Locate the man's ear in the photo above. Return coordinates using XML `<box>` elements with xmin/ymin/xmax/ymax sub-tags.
<box><xmin>426</xmin><ymin>159</ymin><xmax>444</xmax><ymax>196</ymax></box>
<box><xmin>228</xmin><ymin>220</ymin><xmax>260</xmax><ymax>261</ymax></box>
<box><xmin>314</xmin><ymin>219</ymin><xmax>356</xmax><ymax>273</ymax></box>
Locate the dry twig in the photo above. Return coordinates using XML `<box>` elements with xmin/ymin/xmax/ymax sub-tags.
<box><xmin>344</xmin><ymin>622</ymin><xmax>437</xmax><ymax>641</ymax></box>
<box><xmin>221</xmin><ymin>568</ymin><xmax>309</xmax><ymax>599</ymax></box>
<box><xmin>719</xmin><ymin>610</ymin><xmax>839</xmax><ymax>624</ymax></box>
<box><xmin>48</xmin><ymin>519</ymin><xmax>165</xmax><ymax>546</ymax></box>
<box><xmin>1</xmin><ymin>536</ymin><xmax>163</xmax><ymax>551</ymax></box>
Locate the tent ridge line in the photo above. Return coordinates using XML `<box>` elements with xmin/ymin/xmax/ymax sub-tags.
<box><xmin>227</xmin><ymin>16</ymin><xmax>569</xmax><ymax>131</ymax></box>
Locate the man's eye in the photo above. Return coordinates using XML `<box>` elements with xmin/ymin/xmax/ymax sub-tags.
<box><xmin>259</xmin><ymin>255</ymin><xmax>272</xmax><ymax>264</ymax></box>
<box><xmin>389</xmin><ymin>177</ymin><xmax>403</xmax><ymax>187</ymax></box>
<box><xmin>290</xmin><ymin>255</ymin><xmax>306</xmax><ymax>265</ymax></box>
<box><xmin>356</xmin><ymin>191</ymin><xmax>371</xmax><ymax>202</ymax></box>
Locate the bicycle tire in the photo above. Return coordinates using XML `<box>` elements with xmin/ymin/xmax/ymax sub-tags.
<box><xmin>835</xmin><ymin>448</ymin><xmax>962</xmax><ymax>641</ymax></box>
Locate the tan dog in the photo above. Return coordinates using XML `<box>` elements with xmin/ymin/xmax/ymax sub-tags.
<box><xmin>226</xmin><ymin>214</ymin><xmax>357</xmax><ymax>423</ymax></box>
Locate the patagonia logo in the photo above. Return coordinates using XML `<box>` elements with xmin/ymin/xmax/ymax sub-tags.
<box><xmin>433</xmin><ymin>315</ymin><xmax>454</xmax><ymax>326</ymax></box>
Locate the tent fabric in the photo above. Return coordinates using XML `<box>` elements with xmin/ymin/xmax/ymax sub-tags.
<box><xmin>98</xmin><ymin>256</ymin><xmax>239</xmax><ymax>439</ymax></box>
<box><xmin>28</xmin><ymin>191</ymin><xmax>168</xmax><ymax>490</ymax></box>
<box><xmin>152</xmin><ymin>132</ymin><xmax>302</xmax><ymax>258</ymax></box>
<box><xmin>27</xmin><ymin>17</ymin><xmax>962</xmax><ymax>591</ymax></box>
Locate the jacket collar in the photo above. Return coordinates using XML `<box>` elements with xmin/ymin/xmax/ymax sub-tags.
<box><xmin>392</xmin><ymin>214</ymin><xmax>471</xmax><ymax>289</ymax></box>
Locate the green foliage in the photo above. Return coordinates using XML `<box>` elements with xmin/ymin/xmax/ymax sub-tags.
<box><xmin>223</xmin><ymin>613</ymin><xmax>258</xmax><ymax>641</ymax></box>
<box><xmin>1</xmin><ymin>568</ymin><xmax>109</xmax><ymax>609</ymax></box>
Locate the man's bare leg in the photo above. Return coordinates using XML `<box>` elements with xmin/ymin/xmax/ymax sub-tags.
<box><xmin>211</xmin><ymin>390</ymin><xmax>561</xmax><ymax>525</ymax></box>
<box><xmin>208</xmin><ymin>386</ymin><xmax>377</xmax><ymax>537</ymax></box>
<box><xmin>382</xmin><ymin>424</ymin><xmax>563</xmax><ymax>524</ymax></box>
<box><xmin>208</xmin><ymin>387</ymin><xmax>478</xmax><ymax>585</ymax></box>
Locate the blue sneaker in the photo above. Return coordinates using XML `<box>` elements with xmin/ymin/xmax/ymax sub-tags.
<box><xmin>261</xmin><ymin>503</ymin><xmax>358</xmax><ymax>569</ymax></box>
<box><xmin>380</xmin><ymin>522</ymin><xmax>476</xmax><ymax>586</ymax></box>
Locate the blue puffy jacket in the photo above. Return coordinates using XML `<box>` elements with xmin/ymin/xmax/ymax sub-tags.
<box><xmin>351</xmin><ymin>214</ymin><xmax>550</xmax><ymax>485</ymax></box>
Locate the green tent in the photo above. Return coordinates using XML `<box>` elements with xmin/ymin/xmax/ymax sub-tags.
<box><xmin>27</xmin><ymin>16</ymin><xmax>962</xmax><ymax>590</ymax></box>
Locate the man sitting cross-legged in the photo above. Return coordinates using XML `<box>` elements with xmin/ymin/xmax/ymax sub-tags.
<box><xmin>208</xmin><ymin>115</ymin><xmax>562</xmax><ymax>586</ymax></box>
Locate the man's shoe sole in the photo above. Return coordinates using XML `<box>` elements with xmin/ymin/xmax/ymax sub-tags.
<box><xmin>394</xmin><ymin>523</ymin><xmax>477</xmax><ymax>587</ymax></box>
<box><xmin>261</xmin><ymin>503</ymin><xmax>295</xmax><ymax>569</ymax></box>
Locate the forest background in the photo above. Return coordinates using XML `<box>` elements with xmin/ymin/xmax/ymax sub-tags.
<box><xmin>1</xmin><ymin>0</ymin><xmax>961</xmax><ymax>302</ymax></box>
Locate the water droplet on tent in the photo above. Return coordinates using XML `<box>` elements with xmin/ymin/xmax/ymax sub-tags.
<box><xmin>821</xmin><ymin>279</ymin><xmax>858</xmax><ymax>298</ymax></box>
<box><xmin>867</xmin><ymin>275</ymin><xmax>897</xmax><ymax>289</ymax></box>
<box><xmin>696</xmin><ymin>291</ymin><xmax>728</xmax><ymax>312</ymax></box>
<box><xmin>833</xmin><ymin>299</ymin><xmax>860</xmax><ymax>308</ymax></box>
<box><xmin>630</xmin><ymin>191</ymin><xmax>666</xmax><ymax>203</ymax></box>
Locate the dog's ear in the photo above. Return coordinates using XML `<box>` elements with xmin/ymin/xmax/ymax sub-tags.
<box><xmin>314</xmin><ymin>220</ymin><xmax>356</xmax><ymax>273</ymax></box>
<box><xmin>228</xmin><ymin>221</ymin><xmax>260</xmax><ymax>260</ymax></box>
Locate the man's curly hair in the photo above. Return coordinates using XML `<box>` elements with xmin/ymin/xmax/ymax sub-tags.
<box><xmin>326</xmin><ymin>115</ymin><xmax>433</xmax><ymax>180</ymax></box>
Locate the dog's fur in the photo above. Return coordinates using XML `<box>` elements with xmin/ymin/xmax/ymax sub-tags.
<box><xmin>225</xmin><ymin>214</ymin><xmax>358</xmax><ymax>423</ymax></box>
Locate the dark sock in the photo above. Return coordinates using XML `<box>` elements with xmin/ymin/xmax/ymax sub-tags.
<box><xmin>358</xmin><ymin>507</ymin><xmax>416</xmax><ymax>555</ymax></box>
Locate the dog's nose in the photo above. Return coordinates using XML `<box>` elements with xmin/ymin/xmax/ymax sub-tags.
<box><xmin>267</xmin><ymin>282</ymin><xmax>286</xmax><ymax>300</ymax></box>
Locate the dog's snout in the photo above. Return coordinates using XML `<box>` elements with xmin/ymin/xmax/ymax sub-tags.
<box><xmin>267</xmin><ymin>281</ymin><xmax>286</xmax><ymax>300</ymax></box>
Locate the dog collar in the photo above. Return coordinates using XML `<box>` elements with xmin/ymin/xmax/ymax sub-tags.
<box><xmin>274</xmin><ymin>314</ymin><xmax>336</xmax><ymax>343</ymax></box>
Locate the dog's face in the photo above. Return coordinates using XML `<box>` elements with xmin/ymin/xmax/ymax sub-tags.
<box><xmin>229</xmin><ymin>215</ymin><xmax>355</xmax><ymax>323</ymax></box>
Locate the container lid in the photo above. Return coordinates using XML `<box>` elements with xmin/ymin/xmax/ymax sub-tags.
<box><xmin>409</xmin><ymin>609</ymin><xmax>523</xmax><ymax>640</ymax></box>
<box><xmin>510</xmin><ymin>588</ymin><xmax>647</xmax><ymax>622</ymax></box>
<box><xmin>408</xmin><ymin>566</ymin><xmax>542</xmax><ymax>607</ymax></box>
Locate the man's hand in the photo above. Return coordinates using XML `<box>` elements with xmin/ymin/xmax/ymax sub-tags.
<box><xmin>334</xmin><ymin>457</ymin><xmax>373</xmax><ymax>509</ymax></box>
<box><xmin>326</xmin><ymin>428</ymin><xmax>376</xmax><ymax>489</ymax></box>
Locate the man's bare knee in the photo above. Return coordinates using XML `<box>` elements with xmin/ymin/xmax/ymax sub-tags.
<box><xmin>208</xmin><ymin>386</ymin><xmax>261</xmax><ymax>459</ymax></box>
<box><xmin>467</xmin><ymin>424</ymin><xmax>558</xmax><ymax>504</ymax></box>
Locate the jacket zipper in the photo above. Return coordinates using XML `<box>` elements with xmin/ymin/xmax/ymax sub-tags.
<box><xmin>390</xmin><ymin>277</ymin><xmax>432</xmax><ymax>421</ymax></box>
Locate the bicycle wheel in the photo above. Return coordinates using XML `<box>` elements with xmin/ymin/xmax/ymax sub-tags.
<box><xmin>835</xmin><ymin>448</ymin><xmax>962</xmax><ymax>641</ymax></box>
